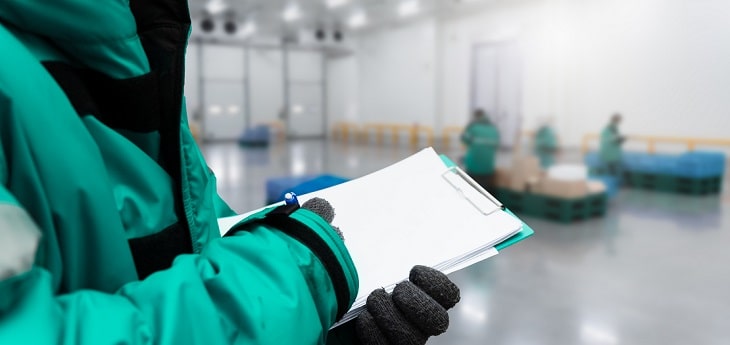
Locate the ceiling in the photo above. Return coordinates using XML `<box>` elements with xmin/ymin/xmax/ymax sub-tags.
<box><xmin>187</xmin><ymin>0</ymin><xmax>495</xmax><ymax>38</ymax></box>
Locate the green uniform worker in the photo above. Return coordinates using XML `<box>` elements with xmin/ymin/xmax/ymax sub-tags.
<box><xmin>599</xmin><ymin>114</ymin><xmax>626</xmax><ymax>176</ymax></box>
<box><xmin>0</xmin><ymin>1</ymin><xmax>457</xmax><ymax>345</ymax></box>
<box><xmin>461</xmin><ymin>110</ymin><xmax>500</xmax><ymax>189</ymax></box>
<box><xmin>534</xmin><ymin>124</ymin><xmax>558</xmax><ymax>168</ymax></box>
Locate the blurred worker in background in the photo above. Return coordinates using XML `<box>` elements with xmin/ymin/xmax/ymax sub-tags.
<box><xmin>600</xmin><ymin>113</ymin><xmax>626</xmax><ymax>176</ymax></box>
<box><xmin>533</xmin><ymin>117</ymin><xmax>559</xmax><ymax>168</ymax></box>
<box><xmin>461</xmin><ymin>109</ymin><xmax>500</xmax><ymax>190</ymax></box>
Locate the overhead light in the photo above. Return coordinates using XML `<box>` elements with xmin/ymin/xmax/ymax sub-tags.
<box><xmin>348</xmin><ymin>11</ymin><xmax>367</xmax><ymax>28</ymax></box>
<box><xmin>224</xmin><ymin>20</ymin><xmax>237</xmax><ymax>34</ymax></box>
<box><xmin>241</xmin><ymin>21</ymin><xmax>257</xmax><ymax>37</ymax></box>
<box><xmin>326</xmin><ymin>0</ymin><xmax>349</xmax><ymax>9</ymax></box>
<box><xmin>398</xmin><ymin>0</ymin><xmax>420</xmax><ymax>17</ymax></box>
<box><xmin>283</xmin><ymin>4</ymin><xmax>301</xmax><ymax>22</ymax></box>
<box><xmin>205</xmin><ymin>0</ymin><xmax>228</xmax><ymax>15</ymax></box>
<box><xmin>315</xmin><ymin>28</ymin><xmax>326</xmax><ymax>41</ymax></box>
<box><xmin>209</xmin><ymin>105</ymin><xmax>222</xmax><ymax>115</ymax></box>
<box><xmin>200</xmin><ymin>16</ymin><xmax>215</xmax><ymax>33</ymax></box>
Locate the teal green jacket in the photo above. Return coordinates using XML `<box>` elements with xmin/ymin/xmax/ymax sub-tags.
<box><xmin>534</xmin><ymin>126</ymin><xmax>558</xmax><ymax>167</ymax></box>
<box><xmin>600</xmin><ymin>124</ymin><xmax>623</xmax><ymax>163</ymax></box>
<box><xmin>461</xmin><ymin>119</ymin><xmax>500</xmax><ymax>175</ymax></box>
<box><xmin>0</xmin><ymin>1</ymin><xmax>358</xmax><ymax>344</ymax></box>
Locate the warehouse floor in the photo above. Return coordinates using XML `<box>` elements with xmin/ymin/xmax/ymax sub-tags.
<box><xmin>203</xmin><ymin>140</ymin><xmax>730</xmax><ymax>345</ymax></box>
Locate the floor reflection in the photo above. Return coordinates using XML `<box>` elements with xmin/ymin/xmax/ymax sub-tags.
<box><xmin>203</xmin><ymin>140</ymin><xmax>730</xmax><ymax>345</ymax></box>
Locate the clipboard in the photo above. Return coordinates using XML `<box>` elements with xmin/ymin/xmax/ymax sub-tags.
<box><xmin>217</xmin><ymin>148</ymin><xmax>534</xmax><ymax>328</ymax></box>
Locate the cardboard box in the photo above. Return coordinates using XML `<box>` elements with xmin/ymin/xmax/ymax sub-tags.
<box><xmin>512</xmin><ymin>156</ymin><xmax>541</xmax><ymax>178</ymax></box>
<box><xmin>587</xmin><ymin>181</ymin><xmax>607</xmax><ymax>194</ymax></box>
<box><xmin>525</xmin><ymin>176</ymin><xmax>542</xmax><ymax>193</ymax></box>
<box><xmin>508</xmin><ymin>156</ymin><xmax>542</xmax><ymax>192</ymax></box>
<box><xmin>508</xmin><ymin>175</ymin><xmax>527</xmax><ymax>192</ymax></box>
<box><xmin>494</xmin><ymin>167</ymin><xmax>511</xmax><ymax>188</ymax></box>
<box><xmin>538</xmin><ymin>178</ymin><xmax>589</xmax><ymax>199</ymax></box>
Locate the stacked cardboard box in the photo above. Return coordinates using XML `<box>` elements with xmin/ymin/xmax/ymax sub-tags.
<box><xmin>496</xmin><ymin>156</ymin><xmax>602</xmax><ymax>199</ymax></box>
<box><xmin>537</xmin><ymin>178</ymin><xmax>590</xmax><ymax>199</ymax></box>
<box><xmin>508</xmin><ymin>156</ymin><xmax>542</xmax><ymax>192</ymax></box>
<box><xmin>587</xmin><ymin>180</ymin><xmax>608</xmax><ymax>194</ymax></box>
<box><xmin>494</xmin><ymin>167</ymin><xmax>511</xmax><ymax>188</ymax></box>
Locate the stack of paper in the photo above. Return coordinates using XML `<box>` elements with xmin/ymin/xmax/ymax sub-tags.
<box><xmin>218</xmin><ymin>148</ymin><xmax>524</xmax><ymax>326</ymax></box>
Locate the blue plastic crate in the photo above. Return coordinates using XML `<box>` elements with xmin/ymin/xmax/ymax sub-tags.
<box><xmin>673</xmin><ymin>161</ymin><xmax>724</xmax><ymax>178</ymax></box>
<box><xmin>266</xmin><ymin>174</ymin><xmax>349</xmax><ymax>204</ymax></box>
<box><xmin>633</xmin><ymin>154</ymin><xmax>679</xmax><ymax>174</ymax></box>
<box><xmin>238</xmin><ymin>125</ymin><xmax>271</xmax><ymax>146</ymax></box>
<box><xmin>589</xmin><ymin>149</ymin><xmax>727</xmax><ymax>178</ymax></box>
<box><xmin>675</xmin><ymin>151</ymin><xmax>726</xmax><ymax>178</ymax></box>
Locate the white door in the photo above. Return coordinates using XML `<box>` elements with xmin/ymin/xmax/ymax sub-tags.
<box><xmin>472</xmin><ymin>42</ymin><xmax>523</xmax><ymax>148</ymax></box>
<box><xmin>201</xmin><ymin>45</ymin><xmax>247</xmax><ymax>141</ymax></box>
<box><xmin>286</xmin><ymin>50</ymin><xmax>325</xmax><ymax>138</ymax></box>
<box><xmin>203</xmin><ymin>80</ymin><xmax>245</xmax><ymax>140</ymax></box>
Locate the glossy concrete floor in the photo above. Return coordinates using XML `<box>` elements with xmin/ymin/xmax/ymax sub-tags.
<box><xmin>202</xmin><ymin>140</ymin><xmax>730</xmax><ymax>345</ymax></box>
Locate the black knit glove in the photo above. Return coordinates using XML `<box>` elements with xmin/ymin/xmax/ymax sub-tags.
<box><xmin>355</xmin><ymin>266</ymin><xmax>460</xmax><ymax>345</ymax></box>
<box><xmin>302</xmin><ymin>197</ymin><xmax>344</xmax><ymax>240</ymax></box>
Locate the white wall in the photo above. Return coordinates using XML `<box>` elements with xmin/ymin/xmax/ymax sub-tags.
<box><xmin>356</xmin><ymin>19</ymin><xmax>438</xmax><ymax>125</ymax></box>
<box><xmin>186</xmin><ymin>0</ymin><xmax>730</xmax><ymax>148</ymax></box>
<box><xmin>332</xmin><ymin>0</ymin><xmax>730</xmax><ymax>149</ymax></box>
<box><xmin>544</xmin><ymin>0</ymin><xmax>730</xmax><ymax>147</ymax></box>
<box><xmin>439</xmin><ymin>1</ymin><xmax>549</xmax><ymax>130</ymax></box>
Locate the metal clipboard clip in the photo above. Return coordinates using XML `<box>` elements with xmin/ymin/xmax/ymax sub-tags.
<box><xmin>441</xmin><ymin>165</ymin><xmax>504</xmax><ymax>216</ymax></box>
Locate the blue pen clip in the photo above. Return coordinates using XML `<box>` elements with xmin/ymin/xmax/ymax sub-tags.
<box><xmin>284</xmin><ymin>192</ymin><xmax>299</xmax><ymax>206</ymax></box>
<box><xmin>267</xmin><ymin>192</ymin><xmax>300</xmax><ymax>218</ymax></box>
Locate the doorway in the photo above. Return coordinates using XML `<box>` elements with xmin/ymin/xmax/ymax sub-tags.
<box><xmin>471</xmin><ymin>42</ymin><xmax>523</xmax><ymax>148</ymax></box>
<box><xmin>285</xmin><ymin>50</ymin><xmax>326</xmax><ymax>139</ymax></box>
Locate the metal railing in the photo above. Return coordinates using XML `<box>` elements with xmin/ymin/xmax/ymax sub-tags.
<box><xmin>582</xmin><ymin>133</ymin><xmax>730</xmax><ymax>154</ymax></box>
<box><xmin>331</xmin><ymin>122</ymin><xmax>434</xmax><ymax>147</ymax></box>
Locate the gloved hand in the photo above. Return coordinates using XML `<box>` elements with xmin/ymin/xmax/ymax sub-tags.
<box><xmin>302</xmin><ymin>197</ymin><xmax>344</xmax><ymax>240</ymax></box>
<box><xmin>355</xmin><ymin>266</ymin><xmax>460</xmax><ymax>345</ymax></box>
<box><xmin>302</xmin><ymin>197</ymin><xmax>461</xmax><ymax>345</ymax></box>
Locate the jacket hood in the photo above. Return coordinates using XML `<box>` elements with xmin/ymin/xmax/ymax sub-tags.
<box><xmin>0</xmin><ymin>0</ymin><xmax>151</xmax><ymax>78</ymax></box>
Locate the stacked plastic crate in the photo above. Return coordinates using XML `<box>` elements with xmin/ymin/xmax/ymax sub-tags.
<box><xmin>585</xmin><ymin>151</ymin><xmax>725</xmax><ymax>195</ymax></box>
<box><xmin>493</xmin><ymin>188</ymin><xmax>607</xmax><ymax>223</ymax></box>
<box><xmin>238</xmin><ymin>125</ymin><xmax>271</xmax><ymax>147</ymax></box>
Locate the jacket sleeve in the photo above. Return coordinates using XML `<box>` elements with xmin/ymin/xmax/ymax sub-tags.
<box><xmin>0</xmin><ymin>192</ymin><xmax>358</xmax><ymax>345</ymax></box>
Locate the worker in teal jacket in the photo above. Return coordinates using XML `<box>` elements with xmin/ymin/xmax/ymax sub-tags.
<box><xmin>600</xmin><ymin>113</ymin><xmax>626</xmax><ymax>176</ymax></box>
<box><xmin>0</xmin><ymin>1</ymin><xmax>457</xmax><ymax>344</ymax></box>
<box><xmin>534</xmin><ymin>119</ymin><xmax>559</xmax><ymax>168</ymax></box>
<box><xmin>461</xmin><ymin>109</ymin><xmax>500</xmax><ymax>190</ymax></box>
